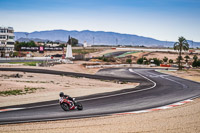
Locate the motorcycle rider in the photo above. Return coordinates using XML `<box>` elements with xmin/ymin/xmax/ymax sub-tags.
<box><xmin>59</xmin><ymin>92</ymin><xmax>76</xmax><ymax>108</ymax></box>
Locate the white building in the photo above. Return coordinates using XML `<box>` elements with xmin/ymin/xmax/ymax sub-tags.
<box><xmin>0</xmin><ymin>27</ymin><xmax>15</xmax><ymax>57</ymax></box>
<box><xmin>83</xmin><ymin>41</ymin><xmax>91</xmax><ymax>47</ymax></box>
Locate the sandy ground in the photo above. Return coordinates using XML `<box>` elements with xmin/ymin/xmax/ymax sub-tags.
<box><xmin>0</xmin><ymin>71</ymin><xmax>138</xmax><ymax>107</ymax></box>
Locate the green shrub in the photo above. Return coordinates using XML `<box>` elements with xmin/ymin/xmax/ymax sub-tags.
<box><xmin>13</xmin><ymin>52</ymin><xmax>19</xmax><ymax>57</ymax></box>
<box><xmin>192</xmin><ymin>60</ymin><xmax>200</xmax><ymax>67</ymax></box>
<box><xmin>153</xmin><ymin>58</ymin><xmax>162</xmax><ymax>66</ymax></box>
<box><xmin>103</xmin><ymin>57</ymin><xmax>108</xmax><ymax>62</ymax></box>
<box><xmin>163</xmin><ymin>56</ymin><xmax>168</xmax><ymax>62</ymax></box>
<box><xmin>126</xmin><ymin>58</ymin><xmax>132</xmax><ymax>64</ymax></box>
<box><xmin>15</xmin><ymin>41</ymin><xmax>37</xmax><ymax>51</ymax></box>
<box><xmin>98</xmin><ymin>56</ymin><xmax>116</xmax><ymax>62</ymax></box>
<box><xmin>169</xmin><ymin>59</ymin><xmax>173</xmax><ymax>64</ymax></box>
<box><xmin>137</xmin><ymin>57</ymin><xmax>147</xmax><ymax>64</ymax></box>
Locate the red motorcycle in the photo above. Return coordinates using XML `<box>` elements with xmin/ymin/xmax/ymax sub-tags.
<box><xmin>59</xmin><ymin>97</ymin><xmax>83</xmax><ymax>111</ymax></box>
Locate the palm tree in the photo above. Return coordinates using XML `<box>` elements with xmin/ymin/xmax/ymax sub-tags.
<box><xmin>192</xmin><ymin>55</ymin><xmax>198</xmax><ymax>67</ymax></box>
<box><xmin>193</xmin><ymin>54</ymin><xmax>198</xmax><ymax>61</ymax></box>
<box><xmin>174</xmin><ymin>37</ymin><xmax>189</xmax><ymax>70</ymax></box>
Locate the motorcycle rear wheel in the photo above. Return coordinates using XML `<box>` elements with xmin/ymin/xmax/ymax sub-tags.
<box><xmin>76</xmin><ymin>102</ymin><xmax>83</xmax><ymax>110</ymax></box>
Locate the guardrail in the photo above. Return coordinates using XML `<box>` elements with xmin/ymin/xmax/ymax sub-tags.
<box><xmin>85</xmin><ymin>64</ymin><xmax>152</xmax><ymax>68</ymax></box>
<box><xmin>0</xmin><ymin>57</ymin><xmax>51</xmax><ymax>61</ymax></box>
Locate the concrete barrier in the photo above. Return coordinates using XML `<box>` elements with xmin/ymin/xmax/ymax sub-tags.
<box><xmin>0</xmin><ymin>57</ymin><xmax>51</xmax><ymax>61</ymax></box>
<box><xmin>85</xmin><ymin>64</ymin><xmax>149</xmax><ymax>68</ymax></box>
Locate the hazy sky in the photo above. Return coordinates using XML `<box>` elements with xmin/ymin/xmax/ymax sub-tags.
<box><xmin>0</xmin><ymin>0</ymin><xmax>200</xmax><ymax>42</ymax></box>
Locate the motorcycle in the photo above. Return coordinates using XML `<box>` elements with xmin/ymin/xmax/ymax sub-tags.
<box><xmin>59</xmin><ymin>97</ymin><xmax>83</xmax><ymax>111</ymax></box>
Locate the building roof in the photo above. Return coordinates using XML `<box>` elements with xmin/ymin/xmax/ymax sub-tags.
<box><xmin>0</xmin><ymin>27</ymin><xmax>14</xmax><ymax>30</ymax></box>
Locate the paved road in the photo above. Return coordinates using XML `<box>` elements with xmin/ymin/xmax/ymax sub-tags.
<box><xmin>103</xmin><ymin>51</ymin><xmax>128</xmax><ymax>57</ymax></box>
<box><xmin>0</xmin><ymin>68</ymin><xmax>200</xmax><ymax>125</ymax></box>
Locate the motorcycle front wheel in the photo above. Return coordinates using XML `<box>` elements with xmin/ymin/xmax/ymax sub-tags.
<box><xmin>60</xmin><ymin>103</ymin><xmax>70</xmax><ymax>111</ymax></box>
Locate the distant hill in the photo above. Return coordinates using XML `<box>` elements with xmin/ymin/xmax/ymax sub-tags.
<box><xmin>14</xmin><ymin>30</ymin><xmax>200</xmax><ymax>47</ymax></box>
<box><xmin>17</xmin><ymin>37</ymin><xmax>50</xmax><ymax>43</ymax></box>
<box><xmin>17</xmin><ymin>37</ymin><xmax>66</xmax><ymax>44</ymax></box>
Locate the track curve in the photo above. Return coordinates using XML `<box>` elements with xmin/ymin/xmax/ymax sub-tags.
<box><xmin>0</xmin><ymin>67</ymin><xmax>200</xmax><ymax>125</ymax></box>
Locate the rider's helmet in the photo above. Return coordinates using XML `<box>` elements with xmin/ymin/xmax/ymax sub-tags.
<box><xmin>59</xmin><ymin>92</ymin><xmax>64</xmax><ymax>97</ymax></box>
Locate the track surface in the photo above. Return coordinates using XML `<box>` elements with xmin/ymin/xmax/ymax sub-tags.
<box><xmin>0</xmin><ymin>68</ymin><xmax>200</xmax><ymax>125</ymax></box>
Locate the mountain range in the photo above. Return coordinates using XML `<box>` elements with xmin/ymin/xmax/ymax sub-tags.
<box><xmin>14</xmin><ymin>30</ymin><xmax>200</xmax><ymax>47</ymax></box>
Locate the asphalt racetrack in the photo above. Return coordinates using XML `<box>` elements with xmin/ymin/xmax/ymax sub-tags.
<box><xmin>0</xmin><ymin>68</ymin><xmax>200</xmax><ymax>125</ymax></box>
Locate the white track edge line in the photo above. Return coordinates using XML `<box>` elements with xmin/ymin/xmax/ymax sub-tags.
<box><xmin>114</xmin><ymin>99</ymin><xmax>194</xmax><ymax>115</ymax></box>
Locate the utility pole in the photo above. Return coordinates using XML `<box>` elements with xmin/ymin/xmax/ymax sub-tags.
<box><xmin>192</xmin><ymin>40</ymin><xmax>193</xmax><ymax>48</ymax></box>
<box><xmin>67</xmin><ymin>35</ymin><xmax>70</xmax><ymax>44</ymax></box>
<box><xmin>71</xmin><ymin>37</ymin><xmax>72</xmax><ymax>45</ymax></box>
<box><xmin>116</xmin><ymin>38</ymin><xmax>118</xmax><ymax>45</ymax></box>
<box><xmin>93</xmin><ymin>37</ymin><xmax>95</xmax><ymax>45</ymax></box>
<box><xmin>62</xmin><ymin>47</ymin><xmax>64</xmax><ymax>59</ymax></box>
<box><xmin>18</xmin><ymin>48</ymin><xmax>21</xmax><ymax>57</ymax></box>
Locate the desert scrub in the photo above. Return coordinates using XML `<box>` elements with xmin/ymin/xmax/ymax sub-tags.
<box><xmin>16</xmin><ymin>80</ymin><xmax>49</xmax><ymax>83</ymax></box>
<box><xmin>0</xmin><ymin>89</ymin><xmax>23</xmax><ymax>96</ymax></box>
<box><xmin>0</xmin><ymin>74</ymin><xmax>23</xmax><ymax>78</ymax></box>
<box><xmin>0</xmin><ymin>87</ymin><xmax>45</xmax><ymax>96</ymax></box>
<box><xmin>24</xmin><ymin>87</ymin><xmax>45</xmax><ymax>93</ymax></box>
